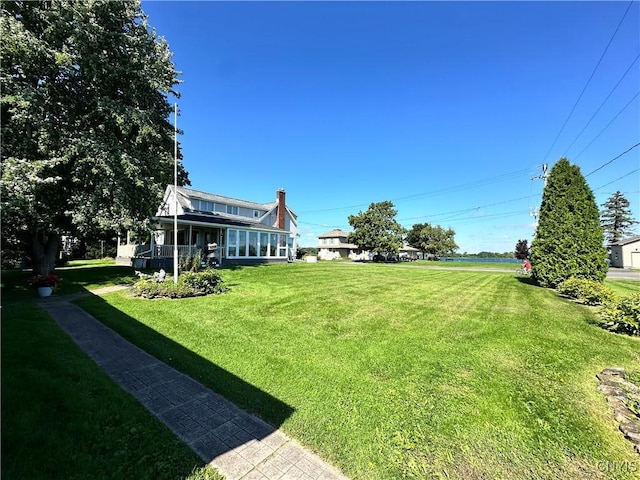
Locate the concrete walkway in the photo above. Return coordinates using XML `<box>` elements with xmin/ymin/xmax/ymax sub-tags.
<box><xmin>38</xmin><ymin>289</ymin><xmax>348</xmax><ymax>480</ymax></box>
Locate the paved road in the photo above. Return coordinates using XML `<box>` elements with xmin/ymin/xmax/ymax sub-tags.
<box><xmin>339</xmin><ymin>261</ymin><xmax>640</xmax><ymax>281</ymax></box>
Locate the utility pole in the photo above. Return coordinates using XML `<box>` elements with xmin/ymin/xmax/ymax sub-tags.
<box><xmin>530</xmin><ymin>163</ymin><xmax>548</xmax><ymax>235</ymax></box>
<box><xmin>531</xmin><ymin>163</ymin><xmax>549</xmax><ymax>186</ymax></box>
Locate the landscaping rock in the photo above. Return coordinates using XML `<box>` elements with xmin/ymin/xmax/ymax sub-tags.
<box><xmin>596</xmin><ymin>368</ymin><xmax>640</xmax><ymax>456</ymax></box>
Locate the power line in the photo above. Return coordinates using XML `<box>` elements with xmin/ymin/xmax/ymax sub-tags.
<box><xmin>540</xmin><ymin>0</ymin><xmax>635</xmax><ymax>164</ymax></box>
<box><xmin>562</xmin><ymin>53</ymin><xmax>640</xmax><ymax>157</ymax></box>
<box><xmin>296</xmin><ymin>168</ymin><xmax>531</xmax><ymax>214</ymax></box>
<box><xmin>574</xmin><ymin>91</ymin><xmax>640</xmax><ymax>160</ymax></box>
<box><xmin>397</xmin><ymin>194</ymin><xmax>540</xmax><ymax>223</ymax></box>
<box><xmin>585</xmin><ymin>142</ymin><xmax>640</xmax><ymax>177</ymax></box>
<box><xmin>593</xmin><ymin>168</ymin><xmax>640</xmax><ymax>191</ymax></box>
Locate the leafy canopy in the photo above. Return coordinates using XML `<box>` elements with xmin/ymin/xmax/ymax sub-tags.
<box><xmin>347</xmin><ymin>201</ymin><xmax>406</xmax><ymax>255</ymax></box>
<box><xmin>529</xmin><ymin>158</ymin><xmax>607</xmax><ymax>288</ymax></box>
<box><xmin>406</xmin><ymin>223</ymin><xmax>458</xmax><ymax>257</ymax></box>
<box><xmin>514</xmin><ymin>239</ymin><xmax>530</xmax><ymax>260</ymax></box>
<box><xmin>1</xmin><ymin>0</ymin><xmax>188</xmax><ymax>273</ymax></box>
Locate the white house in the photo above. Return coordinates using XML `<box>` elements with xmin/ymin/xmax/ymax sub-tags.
<box><xmin>116</xmin><ymin>186</ymin><xmax>297</xmax><ymax>267</ymax></box>
<box><xmin>609</xmin><ymin>235</ymin><xmax>640</xmax><ymax>269</ymax></box>
<box><xmin>317</xmin><ymin>229</ymin><xmax>363</xmax><ymax>260</ymax></box>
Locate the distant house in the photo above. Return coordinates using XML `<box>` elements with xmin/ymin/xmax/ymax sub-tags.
<box><xmin>609</xmin><ymin>235</ymin><xmax>640</xmax><ymax>269</ymax></box>
<box><xmin>317</xmin><ymin>229</ymin><xmax>363</xmax><ymax>260</ymax></box>
<box><xmin>399</xmin><ymin>245</ymin><xmax>420</xmax><ymax>261</ymax></box>
<box><xmin>116</xmin><ymin>186</ymin><xmax>297</xmax><ymax>267</ymax></box>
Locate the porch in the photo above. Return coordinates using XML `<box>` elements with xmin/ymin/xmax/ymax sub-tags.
<box><xmin>116</xmin><ymin>222</ymin><xmax>226</xmax><ymax>267</ymax></box>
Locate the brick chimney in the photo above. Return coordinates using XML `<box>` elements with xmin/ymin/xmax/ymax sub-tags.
<box><xmin>277</xmin><ymin>189</ymin><xmax>286</xmax><ymax>229</ymax></box>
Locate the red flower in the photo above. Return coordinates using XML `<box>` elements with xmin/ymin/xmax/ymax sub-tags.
<box><xmin>29</xmin><ymin>274</ymin><xmax>60</xmax><ymax>289</ymax></box>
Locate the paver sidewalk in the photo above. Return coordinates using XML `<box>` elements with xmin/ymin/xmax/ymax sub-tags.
<box><xmin>38</xmin><ymin>291</ymin><xmax>348</xmax><ymax>480</ymax></box>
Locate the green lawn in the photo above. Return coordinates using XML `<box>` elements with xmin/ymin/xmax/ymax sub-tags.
<box><xmin>76</xmin><ymin>262</ymin><xmax>640</xmax><ymax>480</ymax></box>
<box><xmin>0</xmin><ymin>302</ymin><xmax>223</xmax><ymax>480</ymax></box>
<box><xmin>1</xmin><ymin>259</ymin><xmax>138</xmax><ymax>303</ymax></box>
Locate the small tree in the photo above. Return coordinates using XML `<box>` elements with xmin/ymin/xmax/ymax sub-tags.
<box><xmin>407</xmin><ymin>223</ymin><xmax>458</xmax><ymax>259</ymax></box>
<box><xmin>601</xmin><ymin>191</ymin><xmax>637</xmax><ymax>244</ymax></box>
<box><xmin>529</xmin><ymin>158</ymin><xmax>607</xmax><ymax>288</ymax></box>
<box><xmin>348</xmin><ymin>201</ymin><xmax>405</xmax><ymax>258</ymax></box>
<box><xmin>514</xmin><ymin>239</ymin><xmax>529</xmax><ymax>260</ymax></box>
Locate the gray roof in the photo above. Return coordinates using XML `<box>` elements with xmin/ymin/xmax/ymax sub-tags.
<box><xmin>317</xmin><ymin>243</ymin><xmax>360</xmax><ymax>250</ymax></box>
<box><xmin>318</xmin><ymin>229</ymin><xmax>350</xmax><ymax>239</ymax></box>
<box><xmin>176</xmin><ymin>186</ymin><xmax>276</xmax><ymax>211</ymax></box>
<box><xmin>611</xmin><ymin>235</ymin><xmax>640</xmax><ymax>246</ymax></box>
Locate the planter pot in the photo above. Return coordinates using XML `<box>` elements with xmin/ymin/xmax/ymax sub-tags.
<box><xmin>37</xmin><ymin>286</ymin><xmax>53</xmax><ymax>297</ymax></box>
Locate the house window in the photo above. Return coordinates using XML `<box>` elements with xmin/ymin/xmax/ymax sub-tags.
<box><xmin>253</xmin><ymin>210</ymin><xmax>260</xmax><ymax>218</ymax></box>
<box><xmin>248</xmin><ymin>232</ymin><xmax>258</xmax><ymax>256</ymax></box>
<box><xmin>260</xmin><ymin>233</ymin><xmax>268</xmax><ymax>256</ymax></box>
<box><xmin>238</xmin><ymin>231</ymin><xmax>247</xmax><ymax>257</ymax></box>
<box><xmin>227</xmin><ymin>229</ymin><xmax>238</xmax><ymax>257</ymax></box>
<box><xmin>278</xmin><ymin>234</ymin><xmax>288</xmax><ymax>257</ymax></box>
<box><xmin>197</xmin><ymin>200</ymin><xmax>214</xmax><ymax>212</ymax></box>
<box><xmin>227</xmin><ymin>205</ymin><xmax>239</xmax><ymax>215</ymax></box>
<box><xmin>270</xmin><ymin>234</ymin><xmax>278</xmax><ymax>257</ymax></box>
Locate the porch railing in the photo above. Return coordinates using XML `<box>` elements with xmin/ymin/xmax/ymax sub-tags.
<box><xmin>117</xmin><ymin>244</ymin><xmax>202</xmax><ymax>259</ymax></box>
<box><xmin>154</xmin><ymin>245</ymin><xmax>201</xmax><ymax>258</ymax></box>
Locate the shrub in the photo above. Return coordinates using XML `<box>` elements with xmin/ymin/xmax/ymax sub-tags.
<box><xmin>131</xmin><ymin>269</ymin><xmax>227</xmax><ymax>299</ymax></box>
<box><xmin>556</xmin><ymin>278</ymin><xmax>616</xmax><ymax>306</ymax></box>
<box><xmin>179</xmin><ymin>252</ymin><xmax>204</xmax><ymax>273</ymax></box>
<box><xmin>181</xmin><ymin>270</ymin><xmax>227</xmax><ymax>296</ymax></box>
<box><xmin>599</xmin><ymin>293</ymin><xmax>640</xmax><ymax>336</ymax></box>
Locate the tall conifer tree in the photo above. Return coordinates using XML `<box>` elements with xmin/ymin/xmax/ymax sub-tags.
<box><xmin>600</xmin><ymin>191</ymin><xmax>637</xmax><ymax>244</ymax></box>
<box><xmin>529</xmin><ymin>158</ymin><xmax>607</xmax><ymax>287</ymax></box>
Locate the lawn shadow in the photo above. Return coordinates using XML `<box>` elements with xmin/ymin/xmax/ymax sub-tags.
<box><xmin>514</xmin><ymin>275</ymin><xmax>538</xmax><ymax>286</ymax></box>
<box><xmin>55</xmin><ymin>291</ymin><xmax>295</xmax><ymax>467</ymax></box>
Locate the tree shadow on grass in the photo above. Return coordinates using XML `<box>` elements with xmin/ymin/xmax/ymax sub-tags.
<box><xmin>514</xmin><ymin>275</ymin><xmax>539</xmax><ymax>287</ymax></box>
<box><xmin>47</xmin><ymin>291</ymin><xmax>295</xmax><ymax>468</ymax></box>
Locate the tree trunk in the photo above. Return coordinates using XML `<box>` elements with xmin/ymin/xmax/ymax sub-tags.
<box><xmin>31</xmin><ymin>232</ymin><xmax>60</xmax><ymax>274</ymax></box>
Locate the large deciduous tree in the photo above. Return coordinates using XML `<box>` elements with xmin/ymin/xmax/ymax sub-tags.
<box><xmin>406</xmin><ymin>222</ymin><xmax>458</xmax><ymax>259</ymax></box>
<box><xmin>529</xmin><ymin>158</ymin><xmax>607</xmax><ymax>288</ymax></box>
<box><xmin>600</xmin><ymin>191</ymin><xmax>637</xmax><ymax>245</ymax></box>
<box><xmin>347</xmin><ymin>201</ymin><xmax>405</xmax><ymax>257</ymax></box>
<box><xmin>514</xmin><ymin>239</ymin><xmax>529</xmax><ymax>260</ymax></box>
<box><xmin>1</xmin><ymin>0</ymin><xmax>189</xmax><ymax>274</ymax></box>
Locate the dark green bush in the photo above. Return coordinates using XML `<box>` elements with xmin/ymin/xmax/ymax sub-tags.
<box><xmin>131</xmin><ymin>269</ymin><xmax>227</xmax><ymax>299</ymax></box>
<box><xmin>556</xmin><ymin>278</ymin><xmax>616</xmax><ymax>306</ymax></box>
<box><xmin>599</xmin><ymin>293</ymin><xmax>640</xmax><ymax>336</ymax></box>
<box><xmin>181</xmin><ymin>270</ymin><xmax>227</xmax><ymax>295</ymax></box>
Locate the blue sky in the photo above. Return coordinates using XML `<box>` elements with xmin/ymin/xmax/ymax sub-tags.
<box><xmin>142</xmin><ymin>1</ymin><xmax>639</xmax><ymax>253</ymax></box>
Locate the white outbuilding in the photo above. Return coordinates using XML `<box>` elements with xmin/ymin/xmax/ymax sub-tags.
<box><xmin>609</xmin><ymin>235</ymin><xmax>640</xmax><ymax>269</ymax></box>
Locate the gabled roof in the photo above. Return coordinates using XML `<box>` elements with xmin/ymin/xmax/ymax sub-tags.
<box><xmin>318</xmin><ymin>229</ymin><xmax>350</xmax><ymax>239</ymax></box>
<box><xmin>163</xmin><ymin>185</ymin><xmax>297</xmax><ymax>221</ymax></box>
<box><xmin>611</xmin><ymin>235</ymin><xmax>640</xmax><ymax>246</ymax></box>
<box><xmin>176</xmin><ymin>186</ymin><xmax>275</xmax><ymax>211</ymax></box>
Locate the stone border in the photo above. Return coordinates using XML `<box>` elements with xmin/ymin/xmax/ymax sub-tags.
<box><xmin>596</xmin><ymin>368</ymin><xmax>640</xmax><ymax>454</ymax></box>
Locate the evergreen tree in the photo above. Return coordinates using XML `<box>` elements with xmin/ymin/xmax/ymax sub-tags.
<box><xmin>348</xmin><ymin>201</ymin><xmax>405</xmax><ymax>257</ymax></box>
<box><xmin>1</xmin><ymin>0</ymin><xmax>188</xmax><ymax>274</ymax></box>
<box><xmin>600</xmin><ymin>191</ymin><xmax>637</xmax><ymax>244</ymax></box>
<box><xmin>529</xmin><ymin>158</ymin><xmax>607</xmax><ymax>288</ymax></box>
